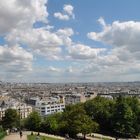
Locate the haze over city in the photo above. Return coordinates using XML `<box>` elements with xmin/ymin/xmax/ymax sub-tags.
<box><xmin>0</xmin><ymin>0</ymin><xmax>140</xmax><ymax>82</ymax></box>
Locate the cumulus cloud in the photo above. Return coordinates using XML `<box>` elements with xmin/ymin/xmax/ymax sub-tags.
<box><xmin>0</xmin><ymin>0</ymin><xmax>49</xmax><ymax>81</ymax></box>
<box><xmin>47</xmin><ymin>66</ymin><xmax>61</xmax><ymax>72</ymax></box>
<box><xmin>2</xmin><ymin>0</ymin><xmax>140</xmax><ymax>82</ymax></box>
<box><xmin>87</xmin><ymin>18</ymin><xmax>140</xmax><ymax>68</ymax></box>
<box><xmin>54</xmin><ymin>13</ymin><xmax>69</xmax><ymax>21</ymax></box>
<box><xmin>0</xmin><ymin>0</ymin><xmax>48</xmax><ymax>35</ymax></box>
<box><xmin>6</xmin><ymin>27</ymin><xmax>74</xmax><ymax>60</ymax></box>
<box><xmin>88</xmin><ymin>18</ymin><xmax>140</xmax><ymax>53</ymax></box>
<box><xmin>68</xmin><ymin>44</ymin><xmax>106</xmax><ymax>59</ymax></box>
<box><xmin>0</xmin><ymin>45</ymin><xmax>33</xmax><ymax>72</ymax></box>
<box><xmin>84</xmin><ymin>18</ymin><xmax>140</xmax><ymax>81</ymax></box>
<box><xmin>64</xmin><ymin>4</ymin><xmax>74</xmax><ymax>18</ymax></box>
<box><xmin>54</xmin><ymin>4</ymin><xmax>74</xmax><ymax>21</ymax></box>
<box><xmin>97</xmin><ymin>17</ymin><xmax>106</xmax><ymax>27</ymax></box>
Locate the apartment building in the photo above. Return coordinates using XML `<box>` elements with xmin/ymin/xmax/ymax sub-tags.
<box><xmin>16</xmin><ymin>104</ymin><xmax>32</xmax><ymax>119</ymax></box>
<box><xmin>65</xmin><ymin>94</ymin><xmax>86</xmax><ymax>105</ymax></box>
<box><xmin>37</xmin><ymin>102</ymin><xmax>65</xmax><ymax>116</ymax></box>
<box><xmin>0</xmin><ymin>95</ymin><xmax>32</xmax><ymax>119</ymax></box>
<box><xmin>36</xmin><ymin>96</ymin><xmax>65</xmax><ymax>116</ymax></box>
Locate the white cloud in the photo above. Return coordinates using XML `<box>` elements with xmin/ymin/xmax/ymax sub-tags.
<box><xmin>64</xmin><ymin>4</ymin><xmax>74</xmax><ymax>18</ymax></box>
<box><xmin>87</xmin><ymin>18</ymin><xmax>140</xmax><ymax>72</ymax></box>
<box><xmin>84</xmin><ymin>18</ymin><xmax>140</xmax><ymax>81</ymax></box>
<box><xmin>57</xmin><ymin>28</ymin><xmax>74</xmax><ymax>36</ymax></box>
<box><xmin>0</xmin><ymin>45</ymin><xmax>33</xmax><ymax>72</ymax></box>
<box><xmin>54</xmin><ymin>13</ymin><xmax>69</xmax><ymax>21</ymax></box>
<box><xmin>0</xmin><ymin>0</ymin><xmax>48</xmax><ymax>35</ymax></box>
<box><xmin>68</xmin><ymin>44</ymin><xmax>106</xmax><ymax>59</ymax></box>
<box><xmin>47</xmin><ymin>66</ymin><xmax>61</xmax><ymax>72</ymax></box>
<box><xmin>54</xmin><ymin>4</ymin><xmax>74</xmax><ymax>21</ymax></box>
<box><xmin>6</xmin><ymin>27</ymin><xmax>74</xmax><ymax>60</ymax></box>
<box><xmin>98</xmin><ymin>17</ymin><xmax>106</xmax><ymax>28</ymax></box>
<box><xmin>88</xmin><ymin>18</ymin><xmax>140</xmax><ymax>53</ymax></box>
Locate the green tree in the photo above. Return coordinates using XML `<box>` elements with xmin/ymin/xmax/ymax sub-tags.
<box><xmin>41</xmin><ymin>113</ymin><xmax>62</xmax><ymax>135</ymax></box>
<box><xmin>24</xmin><ymin>111</ymin><xmax>41</xmax><ymax>131</ymax></box>
<box><xmin>112</xmin><ymin>97</ymin><xmax>135</xmax><ymax>137</ymax></box>
<box><xmin>2</xmin><ymin>108</ymin><xmax>19</xmax><ymax>130</ymax></box>
<box><xmin>74</xmin><ymin>114</ymin><xmax>99</xmax><ymax>139</ymax></box>
<box><xmin>84</xmin><ymin>96</ymin><xmax>114</xmax><ymax>132</ymax></box>
<box><xmin>62</xmin><ymin>104</ymin><xmax>99</xmax><ymax>138</ymax></box>
<box><xmin>126</xmin><ymin>97</ymin><xmax>140</xmax><ymax>136</ymax></box>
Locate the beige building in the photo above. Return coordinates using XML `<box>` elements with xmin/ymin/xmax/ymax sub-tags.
<box><xmin>65</xmin><ymin>94</ymin><xmax>86</xmax><ymax>105</ymax></box>
<box><xmin>0</xmin><ymin>104</ymin><xmax>32</xmax><ymax>120</ymax></box>
<box><xmin>16</xmin><ymin>104</ymin><xmax>32</xmax><ymax>119</ymax></box>
<box><xmin>65</xmin><ymin>91</ymin><xmax>97</xmax><ymax>105</ymax></box>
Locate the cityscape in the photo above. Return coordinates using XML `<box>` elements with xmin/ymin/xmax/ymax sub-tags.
<box><xmin>1</xmin><ymin>0</ymin><xmax>140</xmax><ymax>140</ymax></box>
<box><xmin>0</xmin><ymin>81</ymin><xmax>140</xmax><ymax>139</ymax></box>
<box><xmin>1</xmin><ymin>81</ymin><xmax>140</xmax><ymax>119</ymax></box>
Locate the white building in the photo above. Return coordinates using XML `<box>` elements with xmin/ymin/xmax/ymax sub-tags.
<box><xmin>36</xmin><ymin>96</ymin><xmax>65</xmax><ymax>116</ymax></box>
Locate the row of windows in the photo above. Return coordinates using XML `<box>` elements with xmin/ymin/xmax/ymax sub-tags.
<box><xmin>47</xmin><ymin>109</ymin><xmax>62</xmax><ymax>112</ymax></box>
<box><xmin>41</xmin><ymin>105</ymin><xmax>65</xmax><ymax>110</ymax></box>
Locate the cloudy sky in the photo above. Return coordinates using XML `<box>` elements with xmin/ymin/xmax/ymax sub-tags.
<box><xmin>0</xmin><ymin>0</ymin><xmax>140</xmax><ymax>82</ymax></box>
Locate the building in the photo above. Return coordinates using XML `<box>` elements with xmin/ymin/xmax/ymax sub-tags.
<box><xmin>65</xmin><ymin>94</ymin><xmax>86</xmax><ymax>105</ymax></box>
<box><xmin>25</xmin><ymin>97</ymin><xmax>40</xmax><ymax>106</ymax></box>
<box><xmin>36</xmin><ymin>96</ymin><xmax>65</xmax><ymax>116</ymax></box>
<box><xmin>36</xmin><ymin>101</ymin><xmax>65</xmax><ymax>116</ymax></box>
<box><xmin>0</xmin><ymin>108</ymin><xmax>5</xmax><ymax>119</ymax></box>
<box><xmin>0</xmin><ymin>104</ymin><xmax>32</xmax><ymax>120</ymax></box>
<box><xmin>16</xmin><ymin>104</ymin><xmax>32</xmax><ymax>119</ymax></box>
<box><xmin>0</xmin><ymin>95</ymin><xmax>32</xmax><ymax>120</ymax></box>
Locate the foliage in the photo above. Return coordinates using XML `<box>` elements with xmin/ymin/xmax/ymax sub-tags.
<box><xmin>2</xmin><ymin>108</ymin><xmax>19</xmax><ymax>129</ymax></box>
<box><xmin>24</xmin><ymin>111</ymin><xmax>41</xmax><ymax>131</ymax></box>
<box><xmin>0</xmin><ymin>131</ymin><xmax>6</xmax><ymax>140</ymax></box>
<box><xmin>40</xmin><ymin>113</ymin><xmax>62</xmax><ymax>135</ymax></box>
<box><xmin>61</xmin><ymin>104</ymin><xmax>99</xmax><ymax>138</ymax></box>
<box><xmin>12</xmin><ymin>96</ymin><xmax>140</xmax><ymax>138</ymax></box>
<box><xmin>84</xmin><ymin>96</ymin><xmax>114</xmax><ymax>132</ymax></box>
<box><xmin>84</xmin><ymin>96</ymin><xmax>140</xmax><ymax>138</ymax></box>
<box><xmin>27</xmin><ymin>135</ymin><xmax>61</xmax><ymax>140</ymax></box>
<box><xmin>112</xmin><ymin>96</ymin><xmax>140</xmax><ymax>137</ymax></box>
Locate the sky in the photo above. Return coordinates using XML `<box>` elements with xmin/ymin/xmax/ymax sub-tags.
<box><xmin>1</xmin><ymin>0</ymin><xmax>140</xmax><ymax>83</ymax></box>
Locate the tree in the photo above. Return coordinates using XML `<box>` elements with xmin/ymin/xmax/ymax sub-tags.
<box><xmin>41</xmin><ymin>113</ymin><xmax>62</xmax><ymax>135</ymax></box>
<box><xmin>112</xmin><ymin>97</ymin><xmax>135</xmax><ymax>137</ymax></box>
<box><xmin>126</xmin><ymin>97</ymin><xmax>140</xmax><ymax>136</ymax></box>
<box><xmin>74</xmin><ymin>114</ymin><xmax>99</xmax><ymax>139</ymax></box>
<box><xmin>24</xmin><ymin>111</ymin><xmax>41</xmax><ymax>131</ymax></box>
<box><xmin>84</xmin><ymin>96</ymin><xmax>114</xmax><ymax>132</ymax></box>
<box><xmin>62</xmin><ymin>104</ymin><xmax>99</xmax><ymax>138</ymax></box>
<box><xmin>2</xmin><ymin>109</ymin><xmax>19</xmax><ymax>130</ymax></box>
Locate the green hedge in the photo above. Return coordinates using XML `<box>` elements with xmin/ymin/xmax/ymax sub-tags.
<box><xmin>27</xmin><ymin>135</ymin><xmax>61</xmax><ymax>140</ymax></box>
<box><xmin>0</xmin><ymin>132</ymin><xmax>6</xmax><ymax>140</ymax></box>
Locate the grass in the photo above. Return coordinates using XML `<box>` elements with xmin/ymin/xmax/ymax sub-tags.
<box><xmin>27</xmin><ymin>135</ymin><xmax>62</xmax><ymax>140</ymax></box>
<box><xmin>0</xmin><ymin>132</ymin><xmax>6</xmax><ymax>140</ymax></box>
<box><xmin>94</xmin><ymin>137</ymin><xmax>110</xmax><ymax>140</ymax></box>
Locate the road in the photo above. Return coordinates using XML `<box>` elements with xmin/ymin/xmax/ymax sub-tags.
<box><xmin>3</xmin><ymin>133</ymin><xmax>27</xmax><ymax>140</ymax></box>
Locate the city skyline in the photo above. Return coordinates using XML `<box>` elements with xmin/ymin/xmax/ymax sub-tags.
<box><xmin>0</xmin><ymin>0</ymin><xmax>140</xmax><ymax>82</ymax></box>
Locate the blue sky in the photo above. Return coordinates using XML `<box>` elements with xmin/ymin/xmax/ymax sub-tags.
<box><xmin>0</xmin><ymin>0</ymin><xmax>140</xmax><ymax>82</ymax></box>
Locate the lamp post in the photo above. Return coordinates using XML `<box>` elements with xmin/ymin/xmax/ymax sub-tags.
<box><xmin>18</xmin><ymin>107</ymin><xmax>21</xmax><ymax>131</ymax></box>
